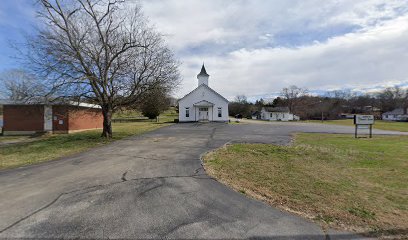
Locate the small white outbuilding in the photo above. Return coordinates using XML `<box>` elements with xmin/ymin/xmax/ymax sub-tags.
<box><xmin>382</xmin><ymin>108</ymin><xmax>408</xmax><ymax>121</ymax></box>
<box><xmin>261</xmin><ymin>107</ymin><xmax>299</xmax><ymax>121</ymax></box>
<box><xmin>178</xmin><ymin>65</ymin><xmax>229</xmax><ymax>122</ymax></box>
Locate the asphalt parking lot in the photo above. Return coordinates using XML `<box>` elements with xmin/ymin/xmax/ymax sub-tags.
<box><xmin>1</xmin><ymin>121</ymin><xmax>400</xmax><ymax>239</ymax></box>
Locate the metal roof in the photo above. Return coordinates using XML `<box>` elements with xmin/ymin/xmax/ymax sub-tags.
<box><xmin>0</xmin><ymin>100</ymin><xmax>101</xmax><ymax>109</ymax></box>
<box><xmin>262</xmin><ymin>107</ymin><xmax>290</xmax><ymax>113</ymax></box>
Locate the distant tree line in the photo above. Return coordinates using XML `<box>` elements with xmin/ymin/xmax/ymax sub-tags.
<box><xmin>229</xmin><ymin>85</ymin><xmax>408</xmax><ymax>120</ymax></box>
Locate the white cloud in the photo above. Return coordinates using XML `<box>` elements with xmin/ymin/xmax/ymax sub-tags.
<box><xmin>2</xmin><ymin>0</ymin><xmax>407</xmax><ymax>101</ymax></box>
<box><xmin>215</xmin><ymin>16</ymin><xmax>408</xmax><ymax>98</ymax></box>
<box><xmin>139</xmin><ymin>0</ymin><xmax>408</xmax><ymax>100</ymax></box>
<box><xmin>143</xmin><ymin>0</ymin><xmax>407</xmax><ymax>49</ymax></box>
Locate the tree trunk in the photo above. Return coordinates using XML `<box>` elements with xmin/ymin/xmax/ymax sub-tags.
<box><xmin>101</xmin><ymin>106</ymin><xmax>113</xmax><ymax>138</ymax></box>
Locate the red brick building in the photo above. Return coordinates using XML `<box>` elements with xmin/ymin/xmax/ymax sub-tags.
<box><xmin>2</xmin><ymin>103</ymin><xmax>103</xmax><ymax>135</ymax></box>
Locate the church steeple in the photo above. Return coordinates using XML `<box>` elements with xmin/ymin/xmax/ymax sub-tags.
<box><xmin>197</xmin><ymin>63</ymin><xmax>209</xmax><ymax>86</ymax></box>
<box><xmin>198</xmin><ymin>64</ymin><xmax>209</xmax><ymax>77</ymax></box>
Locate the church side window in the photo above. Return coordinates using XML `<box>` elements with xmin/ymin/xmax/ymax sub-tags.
<box><xmin>218</xmin><ymin>108</ymin><xmax>222</xmax><ymax>117</ymax></box>
<box><xmin>185</xmin><ymin>108</ymin><xmax>190</xmax><ymax>118</ymax></box>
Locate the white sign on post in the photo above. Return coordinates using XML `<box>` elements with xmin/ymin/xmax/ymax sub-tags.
<box><xmin>354</xmin><ymin>115</ymin><xmax>374</xmax><ymax>138</ymax></box>
<box><xmin>354</xmin><ymin>115</ymin><xmax>374</xmax><ymax>125</ymax></box>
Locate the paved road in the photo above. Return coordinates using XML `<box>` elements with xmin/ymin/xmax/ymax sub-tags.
<box><xmin>1</xmin><ymin>121</ymin><xmax>402</xmax><ymax>239</ymax></box>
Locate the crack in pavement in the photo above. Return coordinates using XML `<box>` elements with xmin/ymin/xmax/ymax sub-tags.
<box><xmin>164</xmin><ymin>220</ymin><xmax>198</xmax><ymax>237</ymax></box>
<box><xmin>193</xmin><ymin>166</ymin><xmax>204</xmax><ymax>175</ymax></box>
<box><xmin>121</xmin><ymin>171</ymin><xmax>128</xmax><ymax>181</ymax></box>
<box><xmin>0</xmin><ymin>171</ymin><xmax>211</xmax><ymax>234</ymax></box>
<box><xmin>0</xmin><ymin>183</ymin><xmax>108</xmax><ymax>234</ymax></box>
<box><xmin>0</xmin><ymin>124</ymin><xmax>366</xmax><ymax>239</ymax></box>
<box><xmin>137</xmin><ymin>179</ymin><xmax>165</xmax><ymax>197</ymax></box>
<box><xmin>103</xmin><ymin>152</ymin><xmax>207</xmax><ymax>162</ymax></box>
<box><xmin>322</xmin><ymin>227</ymin><xmax>331</xmax><ymax>240</ymax></box>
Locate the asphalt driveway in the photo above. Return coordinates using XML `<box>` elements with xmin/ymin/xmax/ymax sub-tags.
<box><xmin>1</xmin><ymin>121</ymin><xmax>402</xmax><ymax>239</ymax></box>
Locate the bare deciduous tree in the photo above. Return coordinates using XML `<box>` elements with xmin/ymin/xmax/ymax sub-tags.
<box><xmin>234</xmin><ymin>95</ymin><xmax>248</xmax><ymax>104</ymax></box>
<box><xmin>280</xmin><ymin>85</ymin><xmax>308</xmax><ymax>112</ymax></box>
<box><xmin>22</xmin><ymin>0</ymin><xmax>180</xmax><ymax>138</ymax></box>
<box><xmin>376</xmin><ymin>87</ymin><xmax>406</xmax><ymax>112</ymax></box>
<box><xmin>229</xmin><ymin>95</ymin><xmax>253</xmax><ymax>118</ymax></box>
<box><xmin>0</xmin><ymin>69</ymin><xmax>47</xmax><ymax>102</ymax></box>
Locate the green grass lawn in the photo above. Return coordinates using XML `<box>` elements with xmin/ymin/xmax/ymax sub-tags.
<box><xmin>0</xmin><ymin>121</ymin><xmax>171</xmax><ymax>170</ymax></box>
<box><xmin>305</xmin><ymin>119</ymin><xmax>408</xmax><ymax>132</ymax></box>
<box><xmin>203</xmin><ymin>134</ymin><xmax>408</xmax><ymax>237</ymax></box>
<box><xmin>113</xmin><ymin>107</ymin><xmax>178</xmax><ymax>121</ymax></box>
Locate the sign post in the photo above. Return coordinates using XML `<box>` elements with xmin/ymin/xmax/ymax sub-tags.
<box><xmin>354</xmin><ymin>115</ymin><xmax>374</xmax><ymax>138</ymax></box>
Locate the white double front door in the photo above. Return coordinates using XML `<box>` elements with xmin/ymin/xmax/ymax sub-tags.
<box><xmin>198</xmin><ymin>107</ymin><xmax>209</xmax><ymax>121</ymax></box>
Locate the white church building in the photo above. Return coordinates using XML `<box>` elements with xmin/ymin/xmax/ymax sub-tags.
<box><xmin>178</xmin><ymin>65</ymin><xmax>229</xmax><ymax>122</ymax></box>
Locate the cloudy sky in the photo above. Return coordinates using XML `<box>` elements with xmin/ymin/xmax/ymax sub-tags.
<box><xmin>1</xmin><ymin>0</ymin><xmax>408</xmax><ymax>100</ymax></box>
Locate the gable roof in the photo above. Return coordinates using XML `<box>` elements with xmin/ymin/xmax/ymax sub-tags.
<box><xmin>178</xmin><ymin>84</ymin><xmax>229</xmax><ymax>103</ymax></box>
<box><xmin>262</xmin><ymin>107</ymin><xmax>290</xmax><ymax>113</ymax></box>
<box><xmin>194</xmin><ymin>100</ymin><xmax>214</xmax><ymax>106</ymax></box>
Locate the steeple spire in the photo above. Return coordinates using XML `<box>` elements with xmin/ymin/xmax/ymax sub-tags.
<box><xmin>197</xmin><ymin>63</ymin><xmax>210</xmax><ymax>86</ymax></box>
<box><xmin>198</xmin><ymin>63</ymin><xmax>209</xmax><ymax>77</ymax></box>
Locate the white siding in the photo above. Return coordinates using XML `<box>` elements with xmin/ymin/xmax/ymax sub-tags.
<box><xmin>260</xmin><ymin>109</ymin><xmax>295</xmax><ymax>121</ymax></box>
<box><xmin>179</xmin><ymin>85</ymin><xmax>229</xmax><ymax>122</ymax></box>
<box><xmin>382</xmin><ymin>114</ymin><xmax>408</xmax><ymax>121</ymax></box>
